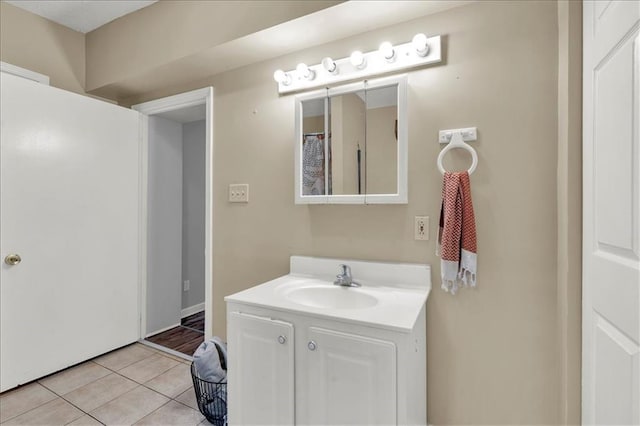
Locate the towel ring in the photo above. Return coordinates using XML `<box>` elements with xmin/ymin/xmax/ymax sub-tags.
<box><xmin>437</xmin><ymin>132</ymin><xmax>478</xmax><ymax>175</ymax></box>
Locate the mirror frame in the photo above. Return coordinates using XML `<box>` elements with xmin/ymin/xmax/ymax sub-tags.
<box><xmin>294</xmin><ymin>74</ymin><xmax>408</xmax><ymax>204</ymax></box>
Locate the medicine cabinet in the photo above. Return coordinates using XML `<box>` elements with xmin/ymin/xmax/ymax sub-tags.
<box><xmin>294</xmin><ymin>75</ymin><xmax>408</xmax><ymax>204</ymax></box>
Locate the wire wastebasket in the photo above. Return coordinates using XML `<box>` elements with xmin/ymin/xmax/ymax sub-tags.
<box><xmin>190</xmin><ymin>362</ymin><xmax>227</xmax><ymax>426</ymax></box>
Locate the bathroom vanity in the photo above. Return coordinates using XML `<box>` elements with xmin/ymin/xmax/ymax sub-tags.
<box><xmin>225</xmin><ymin>256</ymin><xmax>430</xmax><ymax>425</ymax></box>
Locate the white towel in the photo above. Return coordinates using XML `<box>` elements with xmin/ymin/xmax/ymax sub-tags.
<box><xmin>193</xmin><ymin>336</ymin><xmax>227</xmax><ymax>383</ymax></box>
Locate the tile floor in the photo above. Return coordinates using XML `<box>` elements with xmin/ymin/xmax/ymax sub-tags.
<box><xmin>0</xmin><ymin>343</ymin><xmax>213</xmax><ymax>425</ymax></box>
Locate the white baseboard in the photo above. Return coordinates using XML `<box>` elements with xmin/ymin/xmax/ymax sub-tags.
<box><xmin>181</xmin><ymin>303</ymin><xmax>205</xmax><ymax>319</ymax></box>
<box><xmin>145</xmin><ymin>322</ymin><xmax>180</xmax><ymax>338</ymax></box>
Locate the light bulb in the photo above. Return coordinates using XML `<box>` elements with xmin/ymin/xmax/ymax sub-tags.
<box><xmin>379</xmin><ymin>42</ymin><xmax>395</xmax><ymax>61</ymax></box>
<box><xmin>273</xmin><ymin>69</ymin><xmax>291</xmax><ymax>86</ymax></box>
<box><xmin>412</xmin><ymin>33</ymin><xmax>429</xmax><ymax>57</ymax></box>
<box><xmin>350</xmin><ymin>50</ymin><xmax>366</xmax><ymax>69</ymax></box>
<box><xmin>321</xmin><ymin>57</ymin><xmax>338</xmax><ymax>74</ymax></box>
<box><xmin>296</xmin><ymin>63</ymin><xmax>315</xmax><ymax>81</ymax></box>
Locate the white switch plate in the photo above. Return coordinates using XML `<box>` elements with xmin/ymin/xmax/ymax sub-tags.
<box><xmin>183</xmin><ymin>280</ymin><xmax>190</xmax><ymax>291</ymax></box>
<box><xmin>414</xmin><ymin>216</ymin><xmax>429</xmax><ymax>241</ymax></box>
<box><xmin>229</xmin><ymin>184</ymin><xmax>249</xmax><ymax>203</ymax></box>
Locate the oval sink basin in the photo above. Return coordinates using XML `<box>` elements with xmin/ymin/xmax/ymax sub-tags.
<box><xmin>285</xmin><ymin>286</ymin><xmax>378</xmax><ymax>310</ymax></box>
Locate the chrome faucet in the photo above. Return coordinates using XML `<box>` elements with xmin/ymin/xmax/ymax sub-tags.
<box><xmin>334</xmin><ymin>264</ymin><xmax>361</xmax><ymax>287</ymax></box>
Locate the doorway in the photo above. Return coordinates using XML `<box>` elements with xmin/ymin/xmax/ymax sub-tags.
<box><xmin>132</xmin><ymin>88</ymin><xmax>214</xmax><ymax>358</ymax></box>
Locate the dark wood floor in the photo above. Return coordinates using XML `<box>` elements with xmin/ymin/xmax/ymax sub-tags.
<box><xmin>146</xmin><ymin>311</ymin><xmax>204</xmax><ymax>356</ymax></box>
<box><xmin>181</xmin><ymin>311</ymin><xmax>204</xmax><ymax>331</ymax></box>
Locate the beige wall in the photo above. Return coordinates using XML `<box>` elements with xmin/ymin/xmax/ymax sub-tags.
<box><xmin>331</xmin><ymin>93</ymin><xmax>366</xmax><ymax>195</ymax></box>
<box><xmin>0</xmin><ymin>2</ymin><xmax>85</xmax><ymax>94</ymax></box>
<box><xmin>85</xmin><ymin>0</ymin><xmax>341</xmax><ymax>93</ymax></box>
<box><xmin>329</xmin><ymin>97</ymin><xmax>345</xmax><ymax>194</ymax></box>
<box><xmin>123</xmin><ymin>2</ymin><xmax>564</xmax><ymax>423</ymax></box>
<box><xmin>302</xmin><ymin>115</ymin><xmax>324</xmax><ymax>134</ymax></box>
<box><xmin>0</xmin><ymin>0</ymin><xmax>581</xmax><ymax>423</ymax></box>
<box><xmin>367</xmin><ymin>106</ymin><xmax>398</xmax><ymax>194</ymax></box>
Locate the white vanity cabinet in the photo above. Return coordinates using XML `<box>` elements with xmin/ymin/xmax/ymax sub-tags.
<box><xmin>225</xmin><ymin>256</ymin><xmax>430</xmax><ymax>426</ymax></box>
<box><xmin>300</xmin><ymin>326</ymin><xmax>398</xmax><ymax>425</ymax></box>
<box><xmin>227</xmin><ymin>312</ymin><xmax>295</xmax><ymax>426</ymax></box>
<box><xmin>227</xmin><ymin>303</ymin><xmax>427</xmax><ymax>426</ymax></box>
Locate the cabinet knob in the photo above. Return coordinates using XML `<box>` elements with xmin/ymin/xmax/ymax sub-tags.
<box><xmin>307</xmin><ymin>340</ymin><xmax>317</xmax><ymax>351</ymax></box>
<box><xmin>278</xmin><ymin>335</ymin><xmax>286</xmax><ymax>344</ymax></box>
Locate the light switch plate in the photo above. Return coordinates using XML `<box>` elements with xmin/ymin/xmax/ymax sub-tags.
<box><xmin>414</xmin><ymin>216</ymin><xmax>429</xmax><ymax>241</ymax></box>
<box><xmin>229</xmin><ymin>184</ymin><xmax>249</xmax><ymax>203</ymax></box>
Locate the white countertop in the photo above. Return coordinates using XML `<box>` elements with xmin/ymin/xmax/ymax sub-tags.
<box><xmin>225</xmin><ymin>256</ymin><xmax>431</xmax><ymax>333</ymax></box>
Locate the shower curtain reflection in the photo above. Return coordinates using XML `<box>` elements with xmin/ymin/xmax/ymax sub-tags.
<box><xmin>302</xmin><ymin>133</ymin><xmax>327</xmax><ymax>195</ymax></box>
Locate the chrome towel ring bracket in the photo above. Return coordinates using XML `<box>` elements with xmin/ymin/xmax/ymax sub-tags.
<box><xmin>437</xmin><ymin>127</ymin><xmax>478</xmax><ymax>175</ymax></box>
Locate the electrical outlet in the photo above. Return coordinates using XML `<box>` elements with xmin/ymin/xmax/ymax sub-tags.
<box><xmin>414</xmin><ymin>216</ymin><xmax>429</xmax><ymax>241</ymax></box>
<box><xmin>183</xmin><ymin>280</ymin><xmax>190</xmax><ymax>291</ymax></box>
<box><xmin>229</xmin><ymin>184</ymin><xmax>249</xmax><ymax>203</ymax></box>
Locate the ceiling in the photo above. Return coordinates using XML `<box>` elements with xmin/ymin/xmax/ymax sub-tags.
<box><xmin>5</xmin><ymin>0</ymin><xmax>157</xmax><ymax>33</ymax></box>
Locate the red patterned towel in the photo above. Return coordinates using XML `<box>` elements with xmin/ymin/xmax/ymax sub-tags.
<box><xmin>437</xmin><ymin>171</ymin><xmax>477</xmax><ymax>294</ymax></box>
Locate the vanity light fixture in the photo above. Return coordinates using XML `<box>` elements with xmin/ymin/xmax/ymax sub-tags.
<box><xmin>273</xmin><ymin>69</ymin><xmax>292</xmax><ymax>86</ymax></box>
<box><xmin>321</xmin><ymin>57</ymin><xmax>338</xmax><ymax>75</ymax></box>
<box><xmin>349</xmin><ymin>50</ymin><xmax>367</xmax><ymax>69</ymax></box>
<box><xmin>296</xmin><ymin>63</ymin><xmax>315</xmax><ymax>81</ymax></box>
<box><xmin>412</xmin><ymin>33</ymin><xmax>429</xmax><ymax>57</ymax></box>
<box><xmin>273</xmin><ymin>33</ymin><xmax>441</xmax><ymax>93</ymax></box>
<box><xmin>379</xmin><ymin>42</ymin><xmax>395</xmax><ymax>62</ymax></box>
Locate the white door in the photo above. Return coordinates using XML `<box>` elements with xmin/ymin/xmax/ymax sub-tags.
<box><xmin>583</xmin><ymin>1</ymin><xmax>640</xmax><ymax>424</ymax></box>
<box><xmin>227</xmin><ymin>312</ymin><xmax>294</xmax><ymax>426</ymax></box>
<box><xmin>302</xmin><ymin>327</ymin><xmax>396</xmax><ymax>425</ymax></box>
<box><xmin>0</xmin><ymin>72</ymin><xmax>141</xmax><ymax>392</ymax></box>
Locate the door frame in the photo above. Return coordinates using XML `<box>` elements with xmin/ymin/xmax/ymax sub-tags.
<box><xmin>132</xmin><ymin>87</ymin><xmax>214</xmax><ymax>340</ymax></box>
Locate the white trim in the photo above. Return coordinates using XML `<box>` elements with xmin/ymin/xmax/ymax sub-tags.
<box><xmin>327</xmin><ymin>80</ymin><xmax>365</xmax><ymax>97</ymax></box>
<box><xmin>133</xmin><ymin>88</ymin><xmax>211</xmax><ymax>116</ymax></box>
<box><xmin>295</xmin><ymin>88</ymin><xmax>328</xmax><ymax>204</ymax></box>
<box><xmin>132</xmin><ymin>87</ymin><xmax>215</xmax><ymax>341</ymax></box>
<box><xmin>137</xmin><ymin>113</ymin><xmax>149</xmax><ymax>346</ymax></box>
<box><xmin>138</xmin><ymin>339</ymin><xmax>194</xmax><ymax>361</ymax></box>
<box><xmin>145</xmin><ymin>322</ymin><xmax>181</xmax><ymax>338</ymax></box>
<box><xmin>0</xmin><ymin>62</ymin><xmax>49</xmax><ymax>85</ymax></box>
<box><xmin>181</xmin><ymin>303</ymin><xmax>205</xmax><ymax>319</ymax></box>
<box><xmin>204</xmin><ymin>90</ymin><xmax>214</xmax><ymax>340</ymax></box>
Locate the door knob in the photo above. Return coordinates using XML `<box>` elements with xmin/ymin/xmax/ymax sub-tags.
<box><xmin>278</xmin><ymin>335</ymin><xmax>286</xmax><ymax>344</ymax></box>
<box><xmin>307</xmin><ymin>340</ymin><xmax>317</xmax><ymax>351</ymax></box>
<box><xmin>4</xmin><ymin>254</ymin><xmax>21</xmax><ymax>265</ymax></box>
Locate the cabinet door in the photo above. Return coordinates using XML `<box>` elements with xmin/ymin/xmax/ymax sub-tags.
<box><xmin>227</xmin><ymin>312</ymin><xmax>294</xmax><ymax>425</ymax></box>
<box><xmin>303</xmin><ymin>327</ymin><xmax>397</xmax><ymax>425</ymax></box>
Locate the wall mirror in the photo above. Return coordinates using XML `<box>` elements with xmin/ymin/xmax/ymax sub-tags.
<box><xmin>295</xmin><ymin>75</ymin><xmax>407</xmax><ymax>204</ymax></box>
